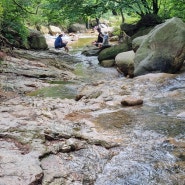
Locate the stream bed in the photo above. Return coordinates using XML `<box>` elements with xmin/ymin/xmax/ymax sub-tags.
<box><xmin>0</xmin><ymin>35</ymin><xmax>185</xmax><ymax>185</ymax></box>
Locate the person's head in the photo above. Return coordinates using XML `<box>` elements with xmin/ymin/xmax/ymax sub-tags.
<box><xmin>58</xmin><ymin>32</ymin><xmax>64</xmax><ymax>37</ymax></box>
<box><xmin>97</xmin><ymin>28</ymin><xmax>101</xmax><ymax>33</ymax></box>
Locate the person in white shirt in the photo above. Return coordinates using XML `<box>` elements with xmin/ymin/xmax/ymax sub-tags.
<box><xmin>99</xmin><ymin>31</ymin><xmax>109</xmax><ymax>48</ymax></box>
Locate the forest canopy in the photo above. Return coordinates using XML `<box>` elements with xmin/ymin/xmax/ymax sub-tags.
<box><xmin>0</xmin><ymin>0</ymin><xmax>184</xmax><ymax>45</ymax></box>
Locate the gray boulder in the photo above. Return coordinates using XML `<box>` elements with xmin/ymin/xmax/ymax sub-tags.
<box><xmin>49</xmin><ymin>25</ymin><xmax>62</xmax><ymax>35</ymax></box>
<box><xmin>28</xmin><ymin>30</ymin><xmax>48</xmax><ymax>50</ymax></box>
<box><xmin>134</xmin><ymin>17</ymin><xmax>185</xmax><ymax>76</ymax></box>
<box><xmin>115</xmin><ymin>50</ymin><xmax>135</xmax><ymax>77</ymax></box>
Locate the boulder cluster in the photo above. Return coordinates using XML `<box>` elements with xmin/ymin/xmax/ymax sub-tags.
<box><xmin>86</xmin><ymin>17</ymin><xmax>185</xmax><ymax>78</ymax></box>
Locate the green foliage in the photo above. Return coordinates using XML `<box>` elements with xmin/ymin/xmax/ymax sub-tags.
<box><xmin>0</xmin><ymin>0</ymin><xmax>30</xmax><ymax>45</ymax></box>
<box><xmin>112</xmin><ymin>26</ymin><xmax>121</xmax><ymax>36</ymax></box>
<box><xmin>0</xmin><ymin>2</ymin><xmax>3</xmax><ymax>29</ymax></box>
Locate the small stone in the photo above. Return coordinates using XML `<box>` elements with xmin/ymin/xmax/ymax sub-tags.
<box><xmin>121</xmin><ymin>96</ymin><xmax>143</xmax><ymax>106</ymax></box>
<box><xmin>75</xmin><ymin>94</ymin><xmax>84</xmax><ymax>101</ymax></box>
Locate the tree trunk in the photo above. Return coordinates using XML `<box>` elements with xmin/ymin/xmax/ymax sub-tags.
<box><xmin>120</xmin><ymin>8</ymin><xmax>125</xmax><ymax>23</ymax></box>
<box><xmin>152</xmin><ymin>0</ymin><xmax>159</xmax><ymax>14</ymax></box>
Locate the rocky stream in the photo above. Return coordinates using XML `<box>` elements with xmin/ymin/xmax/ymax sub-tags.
<box><xmin>0</xmin><ymin>35</ymin><xmax>185</xmax><ymax>185</ymax></box>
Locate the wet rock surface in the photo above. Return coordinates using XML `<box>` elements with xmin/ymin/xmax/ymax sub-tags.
<box><xmin>0</xmin><ymin>48</ymin><xmax>185</xmax><ymax>185</ymax></box>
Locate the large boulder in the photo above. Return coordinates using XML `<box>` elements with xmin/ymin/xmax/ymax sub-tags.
<box><xmin>49</xmin><ymin>25</ymin><xmax>62</xmax><ymax>35</ymax></box>
<box><xmin>115</xmin><ymin>50</ymin><xmax>135</xmax><ymax>77</ymax></box>
<box><xmin>28</xmin><ymin>30</ymin><xmax>48</xmax><ymax>50</ymax></box>
<box><xmin>134</xmin><ymin>17</ymin><xmax>185</xmax><ymax>76</ymax></box>
<box><xmin>98</xmin><ymin>43</ymin><xmax>130</xmax><ymax>63</ymax></box>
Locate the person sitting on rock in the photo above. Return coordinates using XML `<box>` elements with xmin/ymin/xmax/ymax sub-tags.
<box><xmin>98</xmin><ymin>31</ymin><xmax>109</xmax><ymax>48</ymax></box>
<box><xmin>54</xmin><ymin>33</ymin><xmax>69</xmax><ymax>52</ymax></box>
<box><xmin>92</xmin><ymin>27</ymin><xmax>103</xmax><ymax>47</ymax></box>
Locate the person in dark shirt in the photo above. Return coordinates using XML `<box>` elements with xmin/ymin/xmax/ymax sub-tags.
<box><xmin>54</xmin><ymin>33</ymin><xmax>69</xmax><ymax>52</ymax></box>
<box><xmin>92</xmin><ymin>27</ymin><xmax>103</xmax><ymax>47</ymax></box>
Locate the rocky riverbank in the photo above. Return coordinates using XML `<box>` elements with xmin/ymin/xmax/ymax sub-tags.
<box><xmin>0</xmin><ymin>47</ymin><xmax>185</xmax><ymax>185</ymax></box>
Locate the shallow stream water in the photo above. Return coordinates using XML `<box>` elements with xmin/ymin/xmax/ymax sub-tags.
<box><xmin>35</xmin><ymin>36</ymin><xmax>185</xmax><ymax>184</ymax></box>
<box><xmin>30</xmin><ymin>36</ymin><xmax>120</xmax><ymax>98</ymax></box>
<box><xmin>92</xmin><ymin>86</ymin><xmax>185</xmax><ymax>185</ymax></box>
<box><xmin>73</xmin><ymin>37</ymin><xmax>184</xmax><ymax>185</ymax></box>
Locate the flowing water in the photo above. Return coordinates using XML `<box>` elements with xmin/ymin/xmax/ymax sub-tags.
<box><xmin>94</xmin><ymin>75</ymin><xmax>185</xmax><ymax>184</ymax></box>
<box><xmin>72</xmin><ymin>37</ymin><xmax>184</xmax><ymax>185</ymax></box>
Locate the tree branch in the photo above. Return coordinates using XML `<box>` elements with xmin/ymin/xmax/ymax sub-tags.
<box><xmin>12</xmin><ymin>0</ymin><xmax>40</xmax><ymax>14</ymax></box>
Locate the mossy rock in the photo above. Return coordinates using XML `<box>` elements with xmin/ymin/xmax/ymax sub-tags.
<box><xmin>28</xmin><ymin>30</ymin><xmax>48</xmax><ymax>50</ymax></box>
<box><xmin>98</xmin><ymin>43</ymin><xmax>130</xmax><ymax>63</ymax></box>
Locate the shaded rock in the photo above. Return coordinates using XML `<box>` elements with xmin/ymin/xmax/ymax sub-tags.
<box><xmin>115</xmin><ymin>50</ymin><xmax>135</xmax><ymax>77</ymax></box>
<box><xmin>121</xmin><ymin>96</ymin><xmax>143</xmax><ymax>106</ymax></box>
<box><xmin>121</xmin><ymin>14</ymin><xmax>162</xmax><ymax>37</ymax></box>
<box><xmin>0</xmin><ymin>51</ymin><xmax>7</xmax><ymax>60</ymax></box>
<box><xmin>120</xmin><ymin>23</ymin><xmax>137</xmax><ymax>36</ymax></box>
<box><xmin>136</xmin><ymin>14</ymin><xmax>163</xmax><ymax>28</ymax></box>
<box><xmin>28</xmin><ymin>30</ymin><xmax>48</xmax><ymax>50</ymax></box>
<box><xmin>134</xmin><ymin>17</ymin><xmax>185</xmax><ymax>76</ymax></box>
